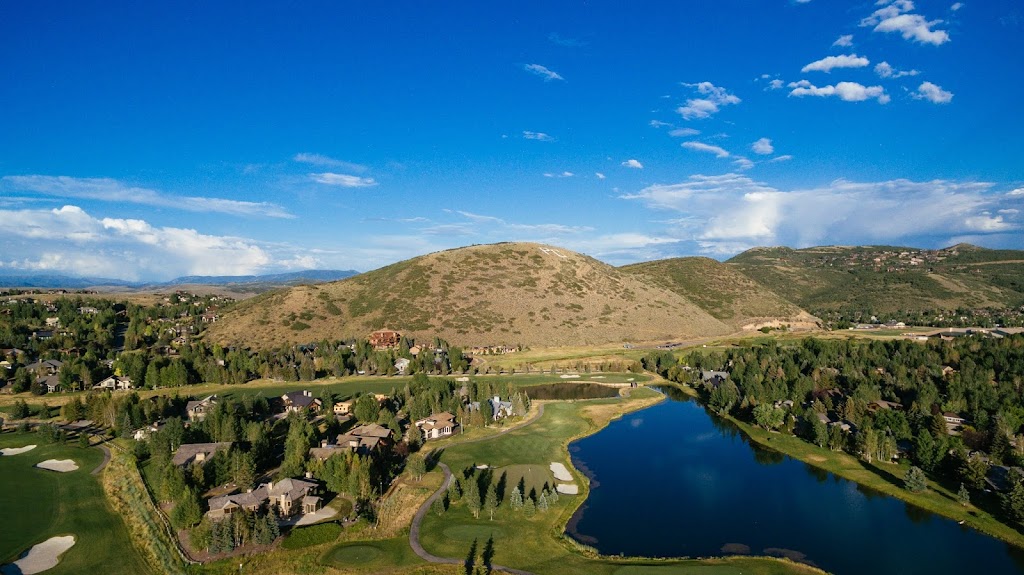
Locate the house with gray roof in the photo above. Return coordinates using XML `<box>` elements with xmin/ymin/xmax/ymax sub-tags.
<box><xmin>171</xmin><ymin>442</ymin><xmax>232</xmax><ymax>467</ymax></box>
<box><xmin>207</xmin><ymin>476</ymin><xmax>320</xmax><ymax>520</ymax></box>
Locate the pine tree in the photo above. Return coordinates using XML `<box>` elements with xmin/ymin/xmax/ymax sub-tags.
<box><xmin>509</xmin><ymin>486</ymin><xmax>523</xmax><ymax>510</ymax></box>
<box><xmin>523</xmin><ymin>497</ymin><xmax>536</xmax><ymax>516</ymax></box>
<box><xmin>957</xmin><ymin>483</ymin><xmax>971</xmax><ymax>506</ymax></box>
<box><xmin>1004</xmin><ymin>480</ymin><xmax>1024</xmax><ymax>526</ymax></box>
<box><xmin>465</xmin><ymin>479</ymin><xmax>481</xmax><ymax>518</ymax></box>
<box><xmin>904</xmin><ymin>466</ymin><xmax>927</xmax><ymax>493</ymax></box>
<box><xmin>484</xmin><ymin>484</ymin><xmax>498</xmax><ymax>520</ymax></box>
<box><xmin>537</xmin><ymin>492</ymin><xmax>549</xmax><ymax>512</ymax></box>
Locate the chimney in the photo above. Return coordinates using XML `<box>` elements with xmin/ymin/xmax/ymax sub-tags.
<box><xmin>305</xmin><ymin>390</ymin><xmax>311</xmax><ymax>397</ymax></box>
<box><xmin>321</xmin><ymin>440</ymin><xmax>328</xmax><ymax>448</ymax></box>
<box><xmin>305</xmin><ymin>471</ymin><xmax>313</xmax><ymax>479</ymax></box>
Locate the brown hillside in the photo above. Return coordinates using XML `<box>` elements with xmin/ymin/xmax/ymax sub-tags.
<box><xmin>620</xmin><ymin>257</ymin><xmax>819</xmax><ymax>331</ymax></box>
<box><xmin>204</xmin><ymin>243</ymin><xmax>734</xmax><ymax>349</ymax></box>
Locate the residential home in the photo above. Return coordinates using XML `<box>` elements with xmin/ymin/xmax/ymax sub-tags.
<box><xmin>95</xmin><ymin>375</ymin><xmax>133</xmax><ymax>391</ymax></box>
<box><xmin>415</xmin><ymin>412</ymin><xmax>458</xmax><ymax>440</ymax></box>
<box><xmin>336</xmin><ymin>423</ymin><xmax>393</xmax><ymax>454</ymax></box>
<box><xmin>488</xmin><ymin>396</ymin><xmax>514</xmax><ymax>420</ymax></box>
<box><xmin>867</xmin><ymin>399</ymin><xmax>903</xmax><ymax>412</ymax></box>
<box><xmin>700</xmin><ymin>370</ymin><xmax>728</xmax><ymax>388</ymax></box>
<box><xmin>282</xmin><ymin>390</ymin><xmax>322</xmax><ymax>414</ymax></box>
<box><xmin>207</xmin><ymin>477</ymin><xmax>320</xmax><ymax>520</ymax></box>
<box><xmin>186</xmin><ymin>395</ymin><xmax>218</xmax><ymax>422</ymax></box>
<box><xmin>40</xmin><ymin>375</ymin><xmax>60</xmax><ymax>394</ymax></box>
<box><xmin>133</xmin><ymin>421</ymin><xmax>165</xmax><ymax>441</ymax></box>
<box><xmin>369</xmin><ymin>329</ymin><xmax>401</xmax><ymax>350</ymax></box>
<box><xmin>27</xmin><ymin>359</ymin><xmax>63</xmax><ymax>376</ymax></box>
<box><xmin>45</xmin><ymin>317</ymin><xmax>60</xmax><ymax>328</ymax></box>
<box><xmin>171</xmin><ymin>442</ymin><xmax>232</xmax><ymax>467</ymax></box>
<box><xmin>31</xmin><ymin>330</ymin><xmax>54</xmax><ymax>340</ymax></box>
<box><xmin>333</xmin><ymin>400</ymin><xmax>354</xmax><ymax>416</ymax></box>
<box><xmin>394</xmin><ymin>358</ymin><xmax>411</xmax><ymax>375</ymax></box>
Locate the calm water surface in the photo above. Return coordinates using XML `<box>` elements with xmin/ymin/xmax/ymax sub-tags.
<box><xmin>568</xmin><ymin>387</ymin><xmax>1024</xmax><ymax>575</ymax></box>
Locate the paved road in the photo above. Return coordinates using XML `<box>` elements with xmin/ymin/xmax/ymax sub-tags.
<box><xmin>409</xmin><ymin>462</ymin><xmax>538</xmax><ymax>575</ymax></box>
<box><xmin>91</xmin><ymin>444</ymin><xmax>111</xmax><ymax>475</ymax></box>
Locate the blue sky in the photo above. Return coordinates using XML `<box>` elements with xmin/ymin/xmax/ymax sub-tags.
<box><xmin>1</xmin><ymin>1</ymin><xmax>1022</xmax><ymax>280</ymax></box>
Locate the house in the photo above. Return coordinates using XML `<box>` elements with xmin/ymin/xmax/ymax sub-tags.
<box><xmin>333</xmin><ymin>400</ymin><xmax>354</xmax><ymax>416</ymax></box>
<box><xmin>773</xmin><ymin>399</ymin><xmax>795</xmax><ymax>410</ymax></box>
<box><xmin>867</xmin><ymin>399</ymin><xmax>903</xmax><ymax>412</ymax></box>
<box><xmin>186</xmin><ymin>395</ymin><xmax>218</xmax><ymax>422</ymax></box>
<box><xmin>415</xmin><ymin>412</ymin><xmax>458</xmax><ymax>440</ymax></box>
<box><xmin>45</xmin><ymin>317</ymin><xmax>60</xmax><ymax>328</ymax></box>
<box><xmin>469</xmin><ymin>396</ymin><xmax>514</xmax><ymax>420</ymax></box>
<box><xmin>394</xmin><ymin>358</ymin><xmax>411</xmax><ymax>375</ymax></box>
<box><xmin>31</xmin><ymin>330</ymin><xmax>54</xmax><ymax>340</ymax></box>
<box><xmin>700</xmin><ymin>370</ymin><xmax>729</xmax><ymax>388</ymax></box>
<box><xmin>40</xmin><ymin>375</ymin><xmax>60</xmax><ymax>394</ymax></box>
<box><xmin>943</xmin><ymin>412</ymin><xmax>966</xmax><ymax>425</ymax></box>
<box><xmin>27</xmin><ymin>359</ymin><xmax>63</xmax><ymax>376</ymax></box>
<box><xmin>369</xmin><ymin>329</ymin><xmax>401</xmax><ymax>350</ymax></box>
<box><xmin>336</xmin><ymin>423</ymin><xmax>393</xmax><ymax>454</ymax></box>
<box><xmin>171</xmin><ymin>442</ymin><xmax>232</xmax><ymax>467</ymax></box>
<box><xmin>207</xmin><ymin>477</ymin><xmax>320</xmax><ymax>520</ymax></box>
<box><xmin>986</xmin><ymin>465</ymin><xmax>1024</xmax><ymax>492</ymax></box>
<box><xmin>95</xmin><ymin>375</ymin><xmax>133</xmax><ymax>391</ymax></box>
<box><xmin>282</xmin><ymin>390</ymin><xmax>322</xmax><ymax>413</ymax></box>
<box><xmin>133</xmin><ymin>421</ymin><xmax>165</xmax><ymax>441</ymax></box>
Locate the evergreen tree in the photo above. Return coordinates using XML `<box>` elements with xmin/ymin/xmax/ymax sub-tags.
<box><xmin>958</xmin><ymin>483</ymin><xmax>971</xmax><ymax>506</ymax></box>
<box><xmin>172</xmin><ymin>486</ymin><xmax>203</xmax><ymax>528</ymax></box>
<box><xmin>484</xmin><ymin>484</ymin><xmax>498</xmax><ymax>520</ymax></box>
<box><xmin>904</xmin><ymin>466</ymin><xmax>927</xmax><ymax>493</ymax></box>
<box><xmin>465</xmin><ymin>478</ymin><xmax>481</xmax><ymax>518</ymax></box>
<box><xmin>537</xmin><ymin>491</ymin><xmax>549</xmax><ymax>512</ymax></box>
<box><xmin>509</xmin><ymin>486</ymin><xmax>523</xmax><ymax>510</ymax></box>
<box><xmin>1005</xmin><ymin>480</ymin><xmax>1024</xmax><ymax>527</ymax></box>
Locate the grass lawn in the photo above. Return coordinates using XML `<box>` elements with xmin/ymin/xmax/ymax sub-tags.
<box><xmin>321</xmin><ymin>536</ymin><xmax>425</xmax><ymax>570</ymax></box>
<box><xmin>417</xmin><ymin>388</ymin><xmax>823</xmax><ymax>575</ymax></box>
<box><xmin>0</xmin><ymin>431</ymin><xmax>151</xmax><ymax>574</ymax></box>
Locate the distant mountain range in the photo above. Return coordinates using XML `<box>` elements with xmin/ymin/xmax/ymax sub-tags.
<box><xmin>0</xmin><ymin>269</ymin><xmax>358</xmax><ymax>290</ymax></box>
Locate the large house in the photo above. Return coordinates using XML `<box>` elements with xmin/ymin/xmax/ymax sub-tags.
<box><xmin>186</xmin><ymin>395</ymin><xmax>218</xmax><ymax>422</ymax></box>
<box><xmin>27</xmin><ymin>359</ymin><xmax>63</xmax><ymax>376</ymax></box>
<box><xmin>415</xmin><ymin>412</ymin><xmax>458</xmax><ymax>440</ymax></box>
<box><xmin>207</xmin><ymin>477</ymin><xmax>320</xmax><ymax>520</ymax></box>
<box><xmin>282</xmin><ymin>390</ymin><xmax>322</xmax><ymax>414</ymax></box>
<box><xmin>394</xmin><ymin>358</ymin><xmax>411</xmax><ymax>375</ymax></box>
<box><xmin>333</xmin><ymin>400</ymin><xmax>354</xmax><ymax>416</ymax></box>
<box><xmin>95</xmin><ymin>375</ymin><xmax>133</xmax><ymax>391</ymax></box>
<box><xmin>171</xmin><ymin>442</ymin><xmax>232</xmax><ymax>467</ymax></box>
<box><xmin>701</xmin><ymin>370</ymin><xmax>729</xmax><ymax>387</ymax></box>
<box><xmin>336</xmin><ymin>423</ymin><xmax>393</xmax><ymax>454</ymax></box>
<box><xmin>369</xmin><ymin>329</ymin><xmax>401</xmax><ymax>350</ymax></box>
<box><xmin>467</xmin><ymin>397</ymin><xmax>514</xmax><ymax>421</ymax></box>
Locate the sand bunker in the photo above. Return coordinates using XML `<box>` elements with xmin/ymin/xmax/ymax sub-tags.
<box><xmin>549</xmin><ymin>462</ymin><xmax>572</xmax><ymax>481</ymax></box>
<box><xmin>35</xmin><ymin>459</ymin><xmax>79</xmax><ymax>473</ymax></box>
<box><xmin>1</xmin><ymin>535</ymin><xmax>75</xmax><ymax>575</ymax></box>
<box><xmin>559</xmin><ymin>374</ymin><xmax>580</xmax><ymax>379</ymax></box>
<box><xmin>0</xmin><ymin>445</ymin><xmax>37</xmax><ymax>456</ymax></box>
<box><xmin>555</xmin><ymin>483</ymin><xmax>579</xmax><ymax>495</ymax></box>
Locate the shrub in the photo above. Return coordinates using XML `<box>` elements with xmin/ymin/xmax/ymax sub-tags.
<box><xmin>281</xmin><ymin>522</ymin><xmax>342</xmax><ymax>549</ymax></box>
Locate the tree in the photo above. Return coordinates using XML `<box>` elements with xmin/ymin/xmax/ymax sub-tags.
<box><xmin>857</xmin><ymin>428</ymin><xmax>879</xmax><ymax>463</ymax></box>
<box><xmin>960</xmin><ymin>455</ymin><xmax>989</xmax><ymax>491</ymax></box>
<box><xmin>11</xmin><ymin>399</ymin><xmax>30</xmax><ymax>419</ymax></box>
<box><xmin>537</xmin><ymin>491</ymin><xmax>549</xmax><ymax>512</ymax></box>
<box><xmin>958</xmin><ymin>483</ymin><xmax>971</xmax><ymax>506</ymax></box>
<box><xmin>231</xmin><ymin>450</ymin><xmax>256</xmax><ymax>490</ymax></box>
<box><xmin>280</xmin><ymin>416</ymin><xmax>313</xmax><ymax>478</ymax></box>
<box><xmin>408</xmin><ymin>422</ymin><xmax>424</xmax><ymax>450</ymax></box>
<box><xmin>904</xmin><ymin>466</ymin><xmax>927</xmax><ymax>493</ymax></box>
<box><xmin>354</xmin><ymin>394</ymin><xmax>380</xmax><ymax>423</ymax></box>
<box><xmin>914</xmin><ymin>430</ymin><xmax>945</xmax><ymax>472</ymax></box>
<box><xmin>407</xmin><ymin>454</ymin><xmax>427</xmax><ymax>481</ymax></box>
<box><xmin>464</xmin><ymin>478</ymin><xmax>481</xmax><ymax>518</ymax></box>
<box><xmin>432</xmin><ymin>496</ymin><xmax>446</xmax><ymax>516</ymax></box>
<box><xmin>1005</xmin><ymin>480</ymin><xmax>1024</xmax><ymax>527</ymax></box>
<box><xmin>509</xmin><ymin>486</ymin><xmax>523</xmax><ymax>510</ymax></box>
<box><xmin>827</xmin><ymin>424</ymin><xmax>845</xmax><ymax>451</ymax></box>
<box><xmin>172</xmin><ymin>487</ymin><xmax>203</xmax><ymax>528</ymax></box>
<box><xmin>752</xmin><ymin>404</ymin><xmax>784</xmax><ymax>430</ymax></box>
<box><xmin>484</xmin><ymin>484</ymin><xmax>498</xmax><ymax>520</ymax></box>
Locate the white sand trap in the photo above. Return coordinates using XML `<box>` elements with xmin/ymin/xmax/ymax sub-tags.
<box><xmin>0</xmin><ymin>445</ymin><xmax>37</xmax><ymax>456</ymax></box>
<box><xmin>559</xmin><ymin>374</ymin><xmax>580</xmax><ymax>379</ymax></box>
<box><xmin>2</xmin><ymin>535</ymin><xmax>75</xmax><ymax>575</ymax></box>
<box><xmin>555</xmin><ymin>483</ymin><xmax>579</xmax><ymax>495</ymax></box>
<box><xmin>35</xmin><ymin>459</ymin><xmax>79</xmax><ymax>473</ymax></box>
<box><xmin>549</xmin><ymin>462</ymin><xmax>572</xmax><ymax>482</ymax></box>
<box><xmin>455</xmin><ymin>376</ymin><xmax>470</xmax><ymax>382</ymax></box>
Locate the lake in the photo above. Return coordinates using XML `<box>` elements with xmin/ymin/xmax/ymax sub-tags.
<box><xmin>567</xmin><ymin>387</ymin><xmax>1024</xmax><ymax>574</ymax></box>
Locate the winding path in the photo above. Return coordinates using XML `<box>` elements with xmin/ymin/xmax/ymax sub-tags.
<box><xmin>409</xmin><ymin>462</ymin><xmax>538</xmax><ymax>575</ymax></box>
<box><xmin>91</xmin><ymin>444</ymin><xmax>111</xmax><ymax>476</ymax></box>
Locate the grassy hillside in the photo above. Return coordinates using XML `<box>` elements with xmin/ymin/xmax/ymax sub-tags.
<box><xmin>620</xmin><ymin>256</ymin><xmax>817</xmax><ymax>330</ymax></box>
<box><xmin>727</xmin><ymin>244</ymin><xmax>1024</xmax><ymax>314</ymax></box>
<box><xmin>205</xmin><ymin>243</ymin><xmax>733</xmax><ymax>348</ymax></box>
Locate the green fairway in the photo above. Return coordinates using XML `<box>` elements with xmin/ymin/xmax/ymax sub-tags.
<box><xmin>417</xmin><ymin>388</ymin><xmax>823</xmax><ymax>575</ymax></box>
<box><xmin>0</xmin><ymin>432</ymin><xmax>151</xmax><ymax>574</ymax></box>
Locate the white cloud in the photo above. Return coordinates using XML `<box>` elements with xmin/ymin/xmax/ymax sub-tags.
<box><xmin>620</xmin><ymin>174</ymin><xmax>1017</xmax><ymax>254</ymax></box>
<box><xmin>801</xmin><ymin>54</ymin><xmax>870</xmax><ymax>73</ymax></box>
<box><xmin>310</xmin><ymin>172</ymin><xmax>378</xmax><ymax>187</ymax></box>
<box><xmin>0</xmin><ymin>205</ymin><xmax>322</xmax><ymax>280</ymax></box>
<box><xmin>732</xmin><ymin>157</ymin><xmax>755</xmax><ymax>171</ymax></box>
<box><xmin>770</xmin><ymin>155</ymin><xmax>794</xmax><ymax>163</ymax></box>
<box><xmin>768</xmin><ymin>79</ymin><xmax>785</xmax><ymax>90</ymax></box>
<box><xmin>861</xmin><ymin>1</ymin><xmax>951</xmax><ymax>45</ymax></box>
<box><xmin>951</xmin><ymin>2</ymin><xmax>963</xmax><ymax>10</ymax></box>
<box><xmin>669</xmin><ymin>128</ymin><xmax>701</xmax><ymax>137</ymax></box>
<box><xmin>677</xmin><ymin>82</ymin><xmax>741</xmax><ymax>120</ymax></box>
<box><xmin>523</xmin><ymin>131</ymin><xmax>555</xmax><ymax>141</ymax></box>
<box><xmin>913</xmin><ymin>81</ymin><xmax>954</xmax><ymax>104</ymax></box>
<box><xmin>543</xmin><ymin>171</ymin><xmax>575</xmax><ymax>178</ymax></box>
<box><xmin>874</xmin><ymin>61</ymin><xmax>920</xmax><ymax>78</ymax></box>
<box><xmin>1008</xmin><ymin>188</ymin><xmax>1024</xmax><ymax>196</ymax></box>
<box><xmin>682</xmin><ymin>142</ymin><xmax>730</xmax><ymax>158</ymax></box>
<box><xmin>293</xmin><ymin>153</ymin><xmax>367</xmax><ymax>172</ymax></box>
<box><xmin>523</xmin><ymin>63</ymin><xmax>564</xmax><ymax>81</ymax></box>
<box><xmin>789</xmin><ymin>80</ymin><xmax>890</xmax><ymax>103</ymax></box>
<box><xmin>596</xmin><ymin>172</ymin><xmax>606</xmax><ymax>180</ymax></box>
<box><xmin>621</xmin><ymin>159</ymin><xmax>644</xmax><ymax>169</ymax></box>
<box><xmin>752</xmin><ymin>138</ymin><xmax>774</xmax><ymax>155</ymax></box>
<box><xmin>649</xmin><ymin>120</ymin><xmax>673</xmax><ymax>128</ymax></box>
<box><xmin>2</xmin><ymin>175</ymin><xmax>293</xmax><ymax>218</ymax></box>
<box><xmin>833</xmin><ymin>34</ymin><xmax>854</xmax><ymax>47</ymax></box>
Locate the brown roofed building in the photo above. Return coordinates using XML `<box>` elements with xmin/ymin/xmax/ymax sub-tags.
<box><xmin>337</xmin><ymin>423</ymin><xmax>393</xmax><ymax>455</ymax></box>
<box><xmin>171</xmin><ymin>442</ymin><xmax>232</xmax><ymax>467</ymax></box>
<box><xmin>415</xmin><ymin>412</ymin><xmax>458</xmax><ymax>440</ymax></box>
<box><xmin>369</xmin><ymin>329</ymin><xmax>401</xmax><ymax>350</ymax></box>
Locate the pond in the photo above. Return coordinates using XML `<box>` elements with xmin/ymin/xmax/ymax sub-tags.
<box><xmin>522</xmin><ymin>382</ymin><xmax>622</xmax><ymax>401</ymax></box>
<box><xmin>567</xmin><ymin>387</ymin><xmax>1024</xmax><ymax>575</ymax></box>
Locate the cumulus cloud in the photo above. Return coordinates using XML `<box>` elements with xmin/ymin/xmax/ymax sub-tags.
<box><xmin>0</xmin><ymin>205</ymin><xmax>326</xmax><ymax>280</ymax></box>
<box><xmin>768</xmin><ymin>79</ymin><xmax>785</xmax><ymax>90</ymax></box>
<box><xmin>682</xmin><ymin>142</ymin><xmax>730</xmax><ymax>158</ymax></box>
<box><xmin>523</xmin><ymin>63</ymin><xmax>564</xmax><ymax>81</ymax></box>
<box><xmin>913</xmin><ymin>81</ymin><xmax>954</xmax><ymax>103</ymax></box>
<box><xmin>1008</xmin><ymin>188</ymin><xmax>1024</xmax><ymax>196</ymax></box>
<box><xmin>620</xmin><ymin>174</ymin><xmax>1016</xmax><ymax>254</ymax></box>
<box><xmin>523</xmin><ymin>131</ymin><xmax>555</xmax><ymax>141</ymax></box>
<box><xmin>875</xmin><ymin>61</ymin><xmax>920</xmax><ymax>78</ymax></box>
<box><xmin>2</xmin><ymin>175</ymin><xmax>293</xmax><ymax>218</ymax></box>
<box><xmin>861</xmin><ymin>0</ymin><xmax>951</xmax><ymax>45</ymax></box>
<box><xmin>752</xmin><ymin>138</ymin><xmax>774</xmax><ymax>155</ymax></box>
<box><xmin>833</xmin><ymin>34</ymin><xmax>854</xmax><ymax>47</ymax></box>
<box><xmin>789</xmin><ymin>80</ymin><xmax>890</xmax><ymax>103</ymax></box>
<box><xmin>621</xmin><ymin>159</ymin><xmax>644</xmax><ymax>169</ymax></box>
<box><xmin>801</xmin><ymin>54</ymin><xmax>870</xmax><ymax>73</ymax></box>
<box><xmin>677</xmin><ymin>82</ymin><xmax>741</xmax><ymax>120</ymax></box>
<box><xmin>293</xmin><ymin>153</ymin><xmax>367</xmax><ymax>172</ymax></box>
<box><xmin>310</xmin><ymin>172</ymin><xmax>378</xmax><ymax>187</ymax></box>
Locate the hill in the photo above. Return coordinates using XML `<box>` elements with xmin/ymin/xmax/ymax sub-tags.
<box><xmin>727</xmin><ymin>244</ymin><xmax>1024</xmax><ymax>315</ymax></box>
<box><xmin>619</xmin><ymin>257</ymin><xmax>818</xmax><ymax>330</ymax></box>
<box><xmin>204</xmin><ymin>243</ymin><xmax>735</xmax><ymax>348</ymax></box>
